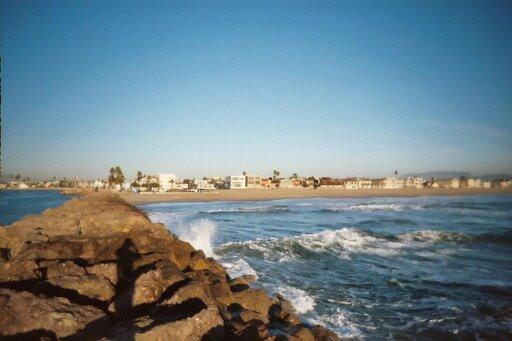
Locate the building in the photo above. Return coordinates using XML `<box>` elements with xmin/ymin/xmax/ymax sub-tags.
<box><xmin>319</xmin><ymin>177</ymin><xmax>344</xmax><ymax>188</ymax></box>
<box><xmin>279</xmin><ymin>178</ymin><xmax>303</xmax><ymax>189</ymax></box>
<box><xmin>305</xmin><ymin>177</ymin><xmax>319</xmax><ymax>189</ymax></box>
<box><xmin>450</xmin><ymin>178</ymin><xmax>460</xmax><ymax>188</ymax></box>
<box><xmin>357</xmin><ymin>178</ymin><xmax>372</xmax><ymax>189</ymax></box>
<box><xmin>157</xmin><ymin>173</ymin><xmax>177</xmax><ymax>191</ymax></box>
<box><xmin>500</xmin><ymin>180</ymin><xmax>512</xmax><ymax>188</ymax></box>
<box><xmin>383</xmin><ymin>177</ymin><xmax>404</xmax><ymax>189</ymax></box>
<box><xmin>344</xmin><ymin>178</ymin><xmax>358</xmax><ymax>190</ymax></box>
<box><xmin>371</xmin><ymin>179</ymin><xmax>385</xmax><ymax>189</ymax></box>
<box><xmin>227</xmin><ymin>174</ymin><xmax>246</xmax><ymax>189</ymax></box>
<box><xmin>482</xmin><ymin>181</ymin><xmax>491</xmax><ymax>188</ymax></box>
<box><xmin>18</xmin><ymin>183</ymin><xmax>29</xmax><ymax>189</ymax></box>
<box><xmin>197</xmin><ymin>179</ymin><xmax>216</xmax><ymax>191</ymax></box>
<box><xmin>246</xmin><ymin>175</ymin><xmax>262</xmax><ymax>189</ymax></box>
<box><xmin>468</xmin><ymin>178</ymin><xmax>482</xmax><ymax>188</ymax></box>
<box><xmin>261</xmin><ymin>178</ymin><xmax>278</xmax><ymax>189</ymax></box>
<box><xmin>404</xmin><ymin>177</ymin><xmax>424</xmax><ymax>189</ymax></box>
<box><xmin>92</xmin><ymin>180</ymin><xmax>108</xmax><ymax>189</ymax></box>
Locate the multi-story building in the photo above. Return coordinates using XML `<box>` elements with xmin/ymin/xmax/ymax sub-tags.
<box><xmin>344</xmin><ymin>178</ymin><xmax>358</xmax><ymax>190</ymax></box>
<box><xmin>227</xmin><ymin>174</ymin><xmax>246</xmax><ymax>189</ymax></box>
<box><xmin>371</xmin><ymin>178</ymin><xmax>385</xmax><ymax>189</ymax></box>
<box><xmin>246</xmin><ymin>175</ymin><xmax>262</xmax><ymax>189</ymax></box>
<box><xmin>357</xmin><ymin>178</ymin><xmax>372</xmax><ymax>189</ymax></box>
<box><xmin>383</xmin><ymin>177</ymin><xmax>404</xmax><ymax>189</ymax></box>
<box><xmin>197</xmin><ymin>179</ymin><xmax>216</xmax><ymax>191</ymax></box>
<box><xmin>319</xmin><ymin>177</ymin><xmax>344</xmax><ymax>188</ymax></box>
<box><xmin>404</xmin><ymin>177</ymin><xmax>424</xmax><ymax>189</ymax></box>
<box><xmin>468</xmin><ymin>178</ymin><xmax>482</xmax><ymax>188</ymax></box>
<box><xmin>261</xmin><ymin>178</ymin><xmax>278</xmax><ymax>188</ymax></box>
<box><xmin>157</xmin><ymin>173</ymin><xmax>177</xmax><ymax>191</ymax></box>
<box><xmin>279</xmin><ymin>178</ymin><xmax>303</xmax><ymax>188</ymax></box>
<box><xmin>483</xmin><ymin>181</ymin><xmax>492</xmax><ymax>188</ymax></box>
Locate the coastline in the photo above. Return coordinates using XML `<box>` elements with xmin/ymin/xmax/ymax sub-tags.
<box><xmin>121</xmin><ymin>187</ymin><xmax>512</xmax><ymax>205</ymax></box>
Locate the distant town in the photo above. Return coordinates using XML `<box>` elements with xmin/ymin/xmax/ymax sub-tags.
<box><xmin>1</xmin><ymin>167</ymin><xmax>511</xmax><ymax>192</ymax></box>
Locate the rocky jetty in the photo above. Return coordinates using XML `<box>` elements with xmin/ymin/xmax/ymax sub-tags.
<box><xmin>0</xmin><ymin>192</ymin><xmax>338</xmax><ymax>340</ymax></box>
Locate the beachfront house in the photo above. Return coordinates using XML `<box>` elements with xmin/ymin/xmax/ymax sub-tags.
<box><xmin>357</xmin><ymin>178</ymin><xmax>372</xmax><ymax>189</ymax></box>
<box><xmin>344</xmin><ymin>178</ymin><xmax>358</xmax><ymax>190</ymax></box>
<box><xmin>227</xmin><ymin>174</ymin><xmax>246</xmax><ymax>189</ymax></box>
<box><xmin>500</xmin><ymin>180</ymin><xmax>512</xmax><ymax>188</ymax></box>
<box><xmin>157</xmin><ymin>173</ymin><xmax>177</xmax><ymax>191</ymax></box>
<box><xmin>371</xmin><ymin>179</ymin><xmax>385</xmax><ymax>189</ymax></box>
<box><xmin>450</xmin><ymin>178</ymin><xmax>460</xmax><ymax>188</ymax></box>
<box><xmin>404</xmin><ymin>177</ymin><xmax>424</xmax><ymax>189</ymax></box>
<box><xmin>483</xmin><ymin>181</ymin><xmax>491</xmax><ymax>188</ymax></box>
<box><xmin>468</xmin><ymin>178</ymin><xmax>482</xmax><ymax>188</ymax></box>
<box><xmin>197</xmin><ymin>179</ymin><xmax>216</xmax><ymax>191</ymax></box>
<box><xmin>18</xmin><ymin>182</ymin><xmax>29</xmax><ymax>189</ymax></box>
<box><xmin>383</xmin><ymin>177</ymin><xmax>404</xmax><ymax>189</ymax></box>
<box><xmin>279</xmin><ymin>178</ymin><xmax>303</xmax><ymax>189</ymax></box>
<box><xmin>246</xmin><ymin>175</ymin><xmax>263</xmax><ymax>189</ymax></box>
<box><xmin>319</xmin><ymin>177</ymin><xmax>344</xmax><ymax>188</ymax></box>
<box><xmin>92</xmin><ymin>179</ymin><xmax>108</xmax><ymax>189</ymax></box>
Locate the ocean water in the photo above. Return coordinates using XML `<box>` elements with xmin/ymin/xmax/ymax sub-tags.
<box><xmin>0</xmin><ymin>190</ymin><xmax>71</xmax><ymax>225</ymax></box>
<box><xmin>140</xmin><ymin>195</ymin><xmax>512</xmax><ymax>339</ymax></box>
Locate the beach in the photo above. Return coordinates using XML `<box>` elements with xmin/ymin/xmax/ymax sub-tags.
<box><xmin>121</xmin><ymin>187</ymin><xmax>512</xmax><ymax>204</ymax></box>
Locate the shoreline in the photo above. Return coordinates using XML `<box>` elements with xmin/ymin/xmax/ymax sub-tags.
<box><xmin>121</xmin><ymin>187</ymin><xmax>512</xmax><ymax>205</ymax></box>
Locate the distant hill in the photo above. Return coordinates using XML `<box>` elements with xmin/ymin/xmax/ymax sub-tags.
<box><xmin>402</xmin><ymin>171</ymin><xmax>473</xmax><ymax>180</ymax></box>
<box><xmin>403</xmin><ymin>171</ymin><xmax>511</xmax><ymax>180</ymax></box>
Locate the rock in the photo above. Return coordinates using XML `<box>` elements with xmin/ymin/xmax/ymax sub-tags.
<box><xmin>307</xmin><ymin>324</ymin><xmax>340</xmax><ymax>341</ymax></box>
<box><xmin>86</xmin><ymin>262</ymin><xmax>118</xmax><ymax>284</ymax></box>
<box><xmin>0</xmin><ymin>288</ymin><xmax>106</xmax><ymax>338</ymax></box>
<box><xmin>234</xmin><ymin>288</ymin><xmax>274</xmax><ymax>317</ymax></box>
<box><xmin>43</xmin><ymin>260</ymin><xmax>86</xmax><ymax>279</ymax></box>
<box><xmin>46</xmin><ymin>274</ymin><xmax>115</xmax><ymax>302</ymax></box>
<box><xmin>0</xmin><ymin>260</ymin><xmax>40</xmax><ymax>281</ymax></box>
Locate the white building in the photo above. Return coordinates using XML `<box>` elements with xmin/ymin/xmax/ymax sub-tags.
<box><xmin>468</xmin><ymin>178</ymin><xmax>482</xmax><ymax>188</ymax></box>
<box><xmin>92</xmin><ymin>180</ymin><xmax>108</xmax><ymax>189</ymax></box>
<box><xmin>227</xmin><ymin>174</ymin><xmax>246</xmax><ymax>189</ymax></box>
<box><xmin>344</xmin><ymin>179</ymin><xmax>358</xmax><ymax>190</ymax></box>
<box><xmin>450</xmin><ymin>178</ymin><xmax>460</xmax><ymax>188</ymax></box>
<box><xmin>157</xmin><ymin>173</ymin><xmax>177</xmax><ymax>191</ymax></box>
<box><xmin>383</xmin><ymin>177</ymin><xmax>404</xmax><ymax>189</ymax></box>
<box><xmin>357</xmin><ymin>179</ymin><xmax>372</xmax><ymax>189</ymax></box>
<box><xmin>197</xmin><ymin>179</ymin><xmax>215</xmax><ymax>191</ymax></box>
<box><xmin>483</xmin><ymin>181</ymin><xmax>491</xmax><ymax>188</ymax></box>
<box><xmin>18</xmin><ymin>183</ymin><xmax>29</xmax><ymax>189</ymax></box>
<box><xmin>404</xmin><ymin>177</ymin><xmax>424</xmax><ymax>189</ymax></box>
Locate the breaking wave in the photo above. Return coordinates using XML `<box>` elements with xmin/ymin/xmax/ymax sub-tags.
<box><xmin>308</xmin><ymin>308</ymin><xmax>362</xmax><ymax>338</ymax></box>
<box><xmin>323</xmin><ymin>203</ymin><xmax>424</xmax><ymax>212</ymax></box>
<box><xmin>203</xmin><ymin>205</ymin><xmax>291</xmax><ymax>215</ymax></box>
<box><xmin>275</xmin><ymin>284</ymin><xmax>316</xmax><ymax>314</ymax></box>
<box><xmin>222</xmin><ymin>258</ymin><xmax>258</xmax><ymax>279</ymax></box>
<box><xmin>173</xmin><ymin>219</ymin><xmax>217</xmax><ymax>257</ymax></box>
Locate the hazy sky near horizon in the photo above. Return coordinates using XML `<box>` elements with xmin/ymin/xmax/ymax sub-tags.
<box><xmin>2</xmin><ymin>0</ymin><xmax>512</xmax><ymax>180</ymax></box>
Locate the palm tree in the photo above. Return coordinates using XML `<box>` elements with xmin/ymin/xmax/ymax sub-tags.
<box><xmin>273</xmin><ymin>170</ymin><xmax>280</xmax><ymax>180</ymax></box>
<box><xmin>136</xmin><ymin>171</ymin><xmax>143</xmax><ymax>181</ymax></box>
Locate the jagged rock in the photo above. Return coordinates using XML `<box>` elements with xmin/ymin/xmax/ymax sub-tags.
<box><xmin>229</xmin><ymin>274</ymin><xmax>257</xmax><ymax>287</ymax></box>
<box><xmin>0</xmin><ymin>288</ymin><xmax>106</xmax><ymax>338</ymax></box>
<box><xmin>307</xmin><ymin>324</ymin><xmax>340</xmax><ymax>340</ymax></box>
<box><xmin>46</xmin><ymin>274</ymin><xmax>115</xmax><ymax>302</ymax></box>
<box><xmin>86</xmin><ymin>262</ymin><xmax>118</xmax><ymax>284</ymax></box>
<box><xmin>0</xmin><ymin>260</ymin><xmax>40</xmax><ymax>281</ymax></box>
<box><xmin>162</xmin><ymin>281</ymin><xmax>215</xmax><ymax>306</ymax></box>
<box><xmin>234</xmin><ymin>288</ymin><xmax>274</xmax><ymax>317</ymax></box>
<box><xmin>108</xmin><ymin>305</ymin><xmax>224</xmax><ymax>341</ymax></box>
<box><xmin>42</xmin><ymin>260</ymin><xmax>86</xmax><ymax>279</ymax></box>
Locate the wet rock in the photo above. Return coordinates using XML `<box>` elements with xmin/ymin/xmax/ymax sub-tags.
<box><xmin>234</xmin><ymin>288</ymin><xmax>274</xmax><ymax>317</ymax></box>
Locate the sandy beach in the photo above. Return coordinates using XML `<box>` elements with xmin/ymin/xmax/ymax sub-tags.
<box><xmin>120</xmin><ymin>187</ymin><xmax>512</xmax><ymax>205</ymax></box>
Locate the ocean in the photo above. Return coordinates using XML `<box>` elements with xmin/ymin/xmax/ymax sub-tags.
<box><xmin>0</xmin><ymin>190</ymin><xmax>71</xmax><ymax>226</ymax></box>
<box><xmin>2</xmin><ymin>190</ymin><xmax>511</xmax><ymax>338</ymax></box>
<box><xmin>140</xmin><ymin>195</ymin><xmax>512</xmax><ymax>339</ymax></box>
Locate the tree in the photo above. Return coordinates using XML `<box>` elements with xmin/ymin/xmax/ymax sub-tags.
<box><xmin>292</xmin><ymin>173</ymin><xmax>298</xmax><ymax>179</ymax></box>
<box><xmin>108</xmin><ymin>166</ymin><xmax>125</xmax><ymax>188</ymax></box>
<box><xmin>136</xmin><ymin>171</ymin><xmax>143</xmax><ymax>181</ymax></box>
<box><xmin>15</xmin><ymin>174</ymin><xmax>21</xmax><ymax>181</ymax></box>
<box><xmin>273</xmin><ymin>170</ymin><xmax>280</xmax><ymax>180</ymax></box>
<box><xmin>394</xmin><ymin>170</ymin><xmax>398</xmax><ymax>176</ymax></box>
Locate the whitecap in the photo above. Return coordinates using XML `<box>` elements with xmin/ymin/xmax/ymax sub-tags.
<box><xmin>275</xmin><ymin>284</ymin><xmax>315</xmax><ymax>314</ymax></box>
<box><xmin>173</xmin><ymin>218</ymin><xmax>217</xmax><ymax>257</ymax></box>
<box><xmin>308</xmin><ymin>308</ymin><xmax>362</xmax><ymax>338</ymax></box>
<box><xmin>223</xmin><ymin>258</ymin><xmax>258</xmax><ymax>279</ymax></box>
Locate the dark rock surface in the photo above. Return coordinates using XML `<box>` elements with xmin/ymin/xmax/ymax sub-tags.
<box><xmin>0</xmin><ymin>192</ymin><xmax>339</xmax><ymax>340</ymax></box>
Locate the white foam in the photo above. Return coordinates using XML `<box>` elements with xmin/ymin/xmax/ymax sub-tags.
<box><xmin>275</xmin><ymin>284</ymin><xmax>315</xmax><ymax>314</ymax></box>
<box><xmin>308</xmin><ymin>308</ymin><xmax>361</xmax><ymax>338</ymax></box>
<box><xmin>397</xmin><ymin>230</ymin><xmax>467</xmax><ymax>243</ymax></box>
<box><xmin>174</xmin><ymin>219</ymin><xmax>216</xmax><ymax>257</ymax></box>
<box><xmin>223</xmin><ymin>258</ymin><xmax>258</xmax><ymax>279</ymax></box>
<box><xmin>327</xmin><ymin>203</ymin><xmax>424</xmax><ymax>212</ymax></box>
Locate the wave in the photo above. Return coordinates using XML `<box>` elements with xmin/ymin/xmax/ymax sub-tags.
<box><xmin>172</xmin><ymin>219</ymin><xmax>217</xmax><ymax>257</ymax></box>
<box><xmin>322</xmin><ymin>203</ymin><xmax>424</xmax><ymax>212</ymax></box>
<box><xmin>274</xmin><ymin>284</ymin><xmax>316</xmax><ymax>314</ymax></box>
<box><xmin>222</xmin><ymin>258</ymin><xmax>258</xmax><ymax>279</ymax></box>
<box><xmin>203</xmin><ymin>205</ymin><xmax>291</xmax><ymax>215</ymax></box>
<box><xmin>308</xmin><ymin>308</ymin><xmax>361</xmax><ymax>338</ymax></box>
<box><xmin>397</xmin><ymin>230</ymin><xmax>512</xmax><ymax>244</ymax></box>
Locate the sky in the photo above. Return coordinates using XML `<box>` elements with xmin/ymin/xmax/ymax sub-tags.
<box><xmin>2</xmin><ymin>0</ymin><xmax>512</xmax><ymax>180</ymax></box>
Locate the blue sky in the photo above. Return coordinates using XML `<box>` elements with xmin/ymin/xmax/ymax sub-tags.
<box><xmin>2</xmin><ymin>0</ymin><xmax>511</xmax><ymax>180</ymax></box>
